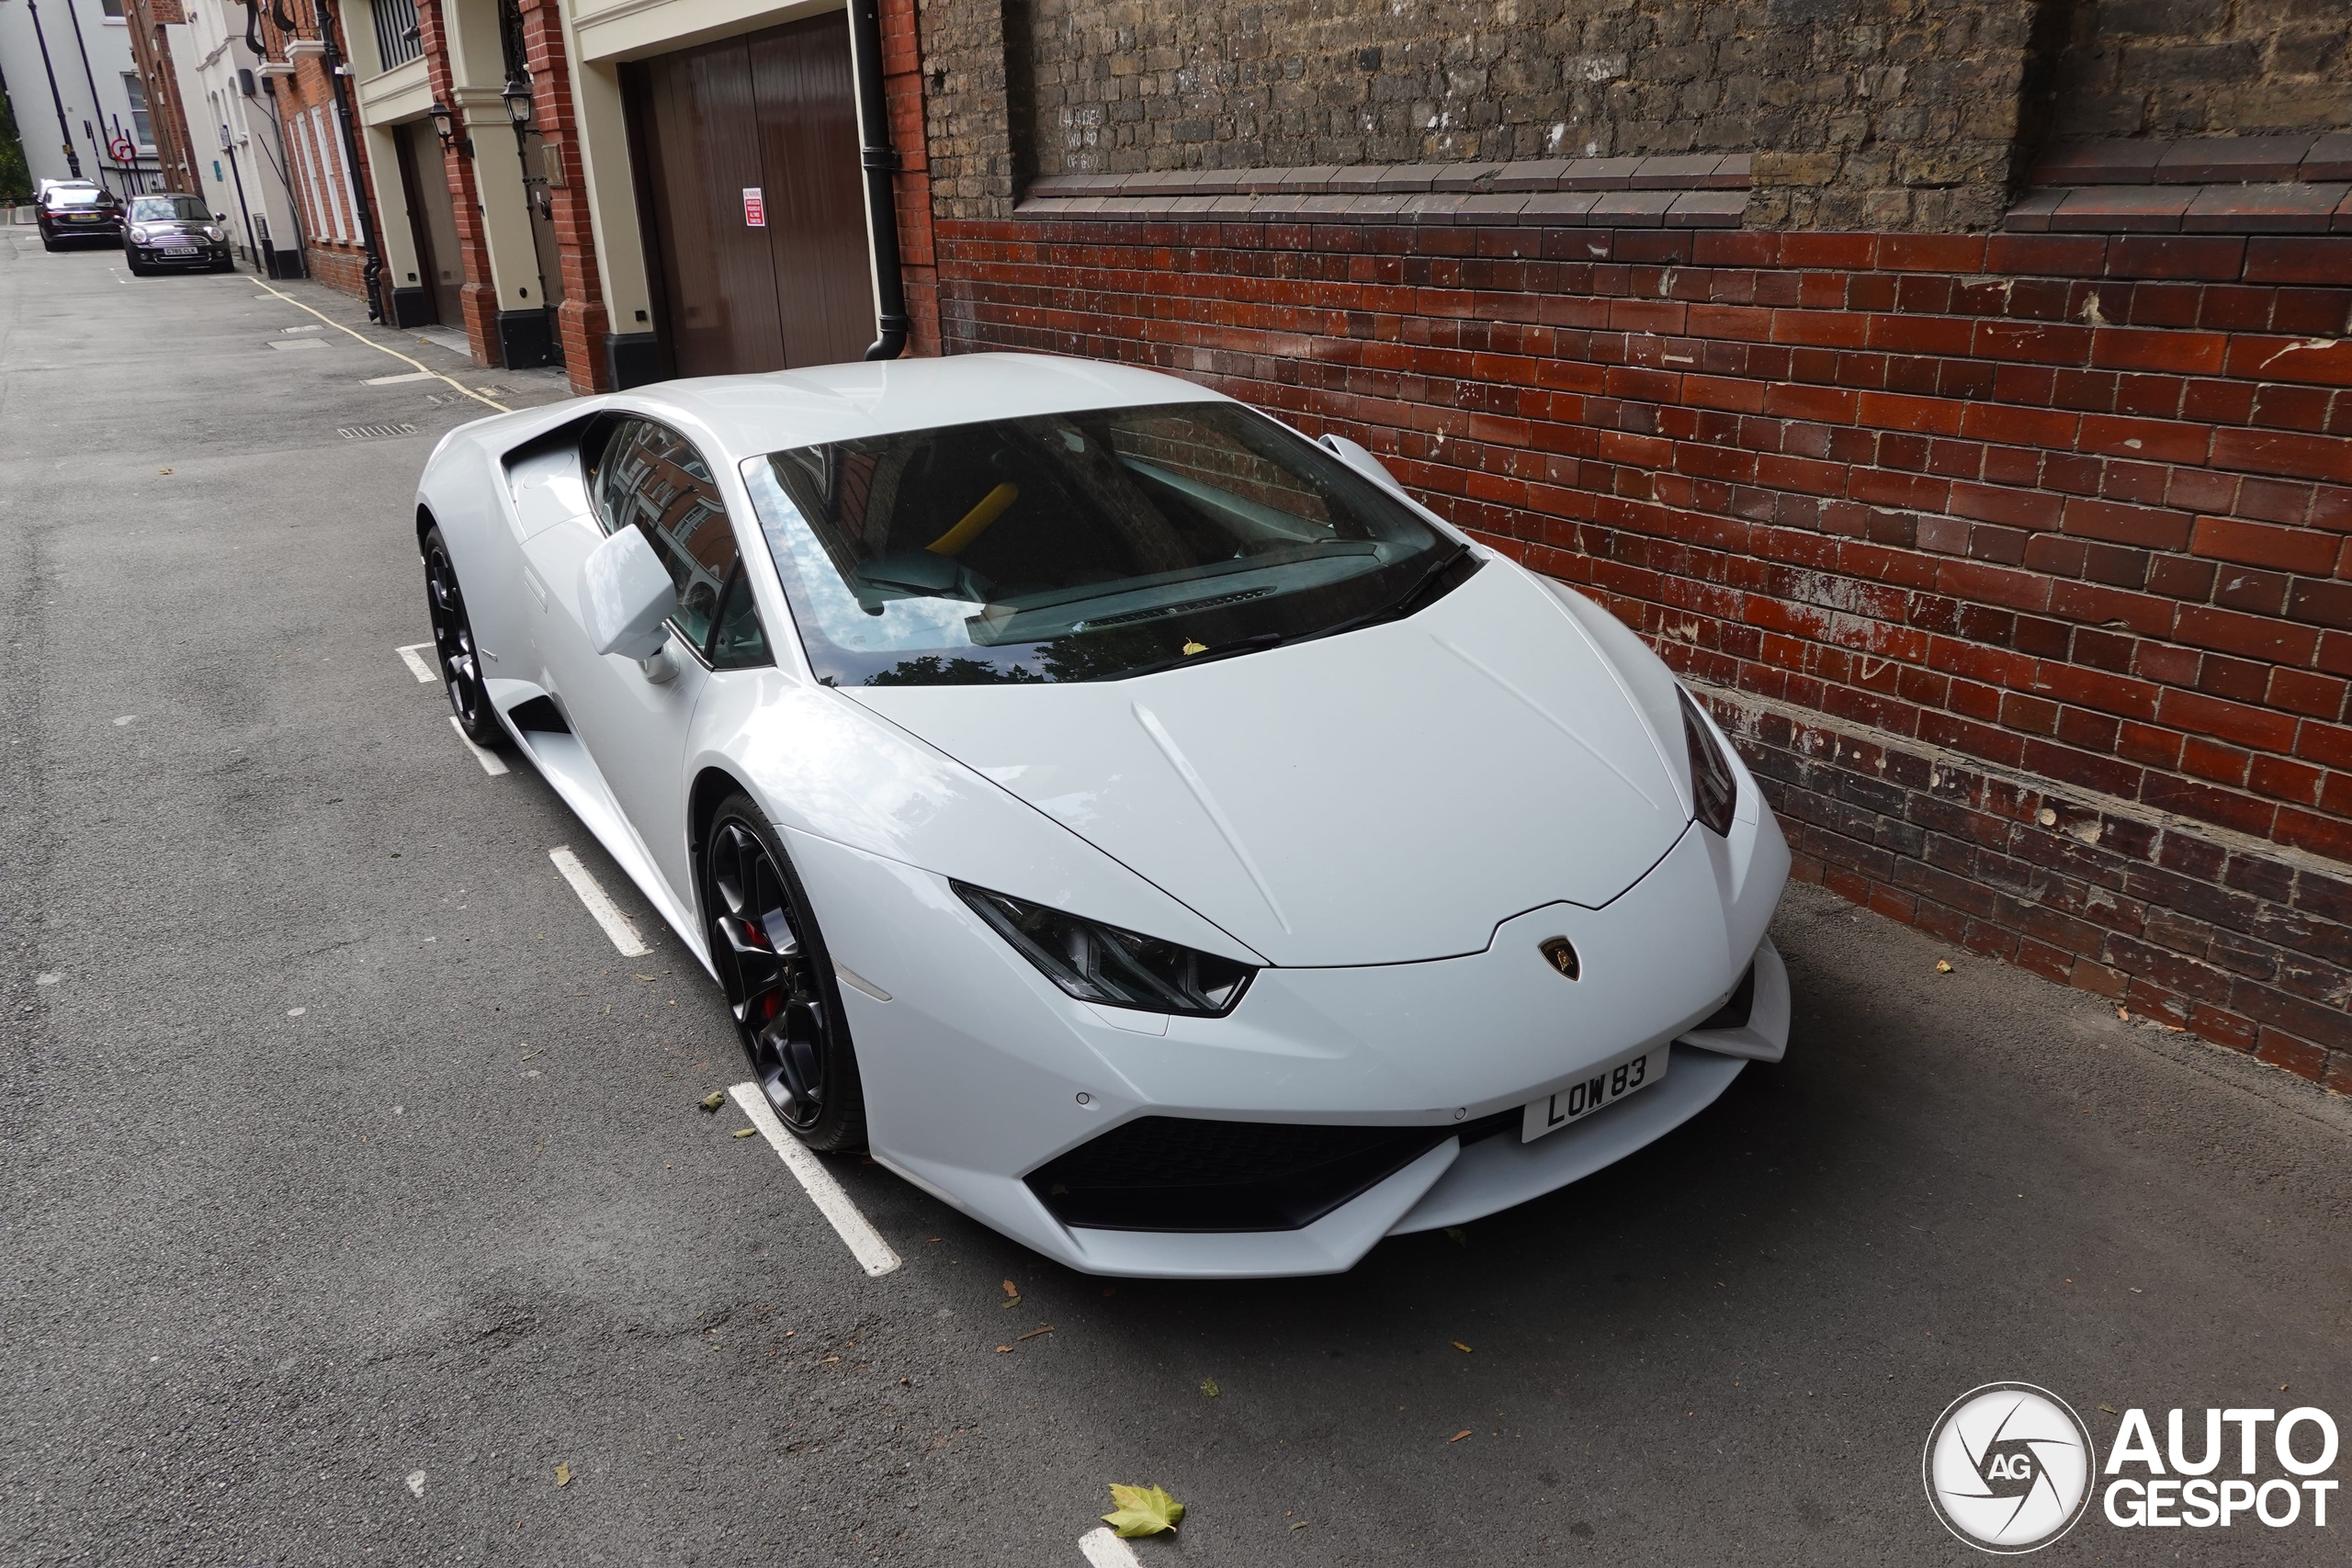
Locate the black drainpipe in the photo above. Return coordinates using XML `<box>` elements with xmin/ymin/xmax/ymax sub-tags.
<box><xmin>845</xmin><ymin>0</ymin><xmax>907</xmax><ymax>361</ymax></box>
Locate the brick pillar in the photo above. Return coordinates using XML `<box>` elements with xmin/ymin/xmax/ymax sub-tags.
<box><xmin>517</xmin><ymin>0</ymin><xmax>609</xmax><ymax>393</ymax></box>
<box><xmin>417</xmin><ymin>0</ymin><xmax>499</xmax><ymax>366</ymax></box>
<box><xmin>882</xmin><ymin>0</ymin><xmax>941</xmax><ymax>355</ymax></box>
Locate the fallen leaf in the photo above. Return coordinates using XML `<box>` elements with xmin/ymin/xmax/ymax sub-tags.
<box><xmin>1934</xmin><ymin>959</ymin><xmax>1953</xmax><ymax>974</ymax></box>
<box><xmin>159</xmin><ymin>468</ymin><xmax>174</xmax><ymax>475</ymax></box>
<box><xmin>554</xmin><ymin>1463</ymin><xmax>571</xmax><ymax>1487</ymax></box>
<box><xmin>1102</xmin><ymin>1483</ymin><xmax>1184</xmax><ymax>1538</ymax></box>
<box><xmin>1199</xmin><ymin>1377</ymin><xmax>1219</xmax><ymax>1397</ymax></box>
<box><xmin>1001</xmin><ymin>1279</ymin><xmax>1019</xmax><ymax>1297</ymax></box>
<box><xmin>731</xmin><ymin>1127</ymin><xmax>758</xmax><ymax>1139</ymax></box>
<box><xmin>993</xmin><ymin>1345</ymin><xmax>1013</xmax><ymax>1354</ymax></box>
<box><xmin>2099</xmin><ymin>1404</ymin><xmax>2118</xmax><ymax>1415</ymax></box>
<box><xmin>1290</xmin><ymin>1519</ymin><xmax>1308</xmax><ymax>1529</ymax></box>
<box><xmin>1449</xmin><ymin>1429</ymin><xmax>1472</xmax><ymax>1442</ymax></box>
<box><xmin>698</xmin><ymin>1091</ymin><xmax>725</xmax><ymax>1113</ymax></box>
<box><xmin>1016</xmin><ymin>1324</ymin><xmax>1056</xmax><ymax>1341</ymax></box>
<box><xmin>1452</xmin><ymin>1341</ymin><xmax>1473</xmax><ymax>1353</ymax></box>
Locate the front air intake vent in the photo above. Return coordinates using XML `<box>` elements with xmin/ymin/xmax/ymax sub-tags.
<box><xmin>1025</xmin><ymin>1116</ymin><xmax>1450</xmax><ymax>1232</ymax></box>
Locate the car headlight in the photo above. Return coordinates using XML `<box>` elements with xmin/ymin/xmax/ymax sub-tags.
<box><xmin>955</xmin><ymin>883</ymin><xmax>1255</xmax><ymax>1017</ymax></box>
<box><xmin>1677</xmin><ymin>686</ymin><xmax>1737</xmax><ymax>836</ymax></box>
<box><xmin>204</xmin><ymin>226</ymin><xmax>225</xmax><ymax>242</ymax></box>
<box><xmin>130</xmin><ymin>224</ymin><xmax>152</xmax><ymax>242</ymax></box>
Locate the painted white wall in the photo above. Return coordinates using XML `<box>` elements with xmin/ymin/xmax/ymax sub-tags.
<box><xmin>167</xmin><ymin>0</ymin><xmax>303</xmax><ymax>262</ymax></box>
<box><xmin>0</xmin><ymin>0</ymin><xmax>153</xmax><ymax>191</ymax></box>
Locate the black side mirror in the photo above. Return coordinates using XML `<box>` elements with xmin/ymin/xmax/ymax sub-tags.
<box><xmin>215</xmin><ymin>212</ymin><xmax>227</xmax><ymax>221</ymax></box>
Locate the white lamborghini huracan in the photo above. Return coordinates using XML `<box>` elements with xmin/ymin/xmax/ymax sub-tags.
<box><xmin>415</xmin><ymin>353</ymin><xmax>1791</xmax><ymax>1278</ymax></box>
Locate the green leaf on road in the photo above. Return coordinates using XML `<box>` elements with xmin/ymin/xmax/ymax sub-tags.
<box><xmin>699</xmin><ymin>1091</ymin><xmax>725</xmax><ymax>1112</ymax></box>
<box><xmin>1102</xmin><ymin>1483</ymin><xmax>1184</xmax><ymax>1538</ymax></box>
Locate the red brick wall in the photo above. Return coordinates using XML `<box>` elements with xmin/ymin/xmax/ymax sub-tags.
<box><xmin>882</xmin><ymin>0</ymin><xmax>942</xmax><ymax>355</ymax></box>
<box><xmin>933</xmin><ymin>214</ymin><xmax>2352</xmax><ymax>1086</ymax></box>
<box><xmin>518</xmin><ymin>0</ymin><xmax>611</xmax><ymax>391</ymax></box>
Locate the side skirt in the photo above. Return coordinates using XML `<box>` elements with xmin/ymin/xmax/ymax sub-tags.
<box><xmin>487</xmin><ymin>680</ymin><xmax>717</xmax><ymax>979</ymax></box>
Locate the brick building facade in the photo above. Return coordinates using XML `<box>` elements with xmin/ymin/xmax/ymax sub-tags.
<box><xmin>904</xmin><ymin>0</ymin><xmax>2352</xmax><ymax>1089</ymax></box>
<box><xmin>121</xmin><ymin>0</ymin><xmax>204</xmax><ymax>198</ymax></box>
<box><xmin>255</xmin><ymin>0</ymin><xmax>381</xmax><ymax>302</ymax></box>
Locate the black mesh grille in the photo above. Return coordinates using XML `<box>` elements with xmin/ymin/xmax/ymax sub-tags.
<box><xmin>1694</xmin><ymin>962</ymin><xmax>1757</xmax><ymax>1032</ymax></box>
<box><xmin>1026</xmin><ymin>1116</ymin><xmax>1450</xmax><ymax>1232</ymax></box>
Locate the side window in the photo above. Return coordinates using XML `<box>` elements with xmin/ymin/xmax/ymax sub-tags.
<box><xmin>591</xmin><ymin>418</ymin><xmax>769</xmax><ymax>665</ymax></box>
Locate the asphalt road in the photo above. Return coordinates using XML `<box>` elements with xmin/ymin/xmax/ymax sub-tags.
<box><xmin>3</xmin><ymin>231</ymin><xmax>2347</xmax><ymax>1568</ymax></box>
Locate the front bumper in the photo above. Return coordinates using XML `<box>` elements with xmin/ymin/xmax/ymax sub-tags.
<box><xmin>790</xmin><ymin>754</ymin><xmax>1791</xmax><ymax>1279</ymax></box>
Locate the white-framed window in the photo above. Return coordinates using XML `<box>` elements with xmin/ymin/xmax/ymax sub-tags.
<box><xmin>121</xmin><ymin>73</ymin><xmax>154</xmax><ymax>148</ymax></box>
<box><xmin>304</xmin><ymin>108</ymin><xmax>348</xmax><ymax>243</ymax></box>
<box><xmin>292</xmin><ymin>108</ymin><xmax>336</xmax><ymax>243</ymax></box>
<box><xmin>322</xmin><ymin>106</ymin><xmax>365</xmax><ymax>244</ymax></box>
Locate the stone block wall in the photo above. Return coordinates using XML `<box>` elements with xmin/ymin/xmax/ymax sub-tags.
<box><xmin>2049</xmin><ymin>0</ymin><xmax>2352</xmax><ymax>140</ymax></box>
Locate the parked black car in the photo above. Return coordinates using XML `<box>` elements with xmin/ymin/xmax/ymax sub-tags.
<box><xmin>121</xmin><ymin>193</ymin><xmax>234</xmax><ymax>275</ymax></box>
<box><xmin>37</xmin><ymin>183</ymin><xmax>123</xmax><ymax>248</ymax></box>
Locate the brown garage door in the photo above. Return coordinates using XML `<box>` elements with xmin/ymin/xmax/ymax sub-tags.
<box><xmin>624</xmin><ymin>13</ymin><xmax>876</xmax><ymax>378</ymax></box>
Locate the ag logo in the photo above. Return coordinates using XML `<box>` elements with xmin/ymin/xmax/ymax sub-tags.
<box><xmin>1924</xmin><ymin>1382</ymin><xmax>2095</xmax><ymax>1552</ymax></box>
<box><xmin>1537</xmin><ymin>936</ymin><xmax>1579</xmax><ymax>980</ymax></box>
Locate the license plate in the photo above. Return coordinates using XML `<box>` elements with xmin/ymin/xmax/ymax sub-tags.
<box><xmin>162</xmin><ymin>246</ymin><xmax>197</xmax><ymax>256</ymax></box>
<box><xmin>1521</xmin><ymin>1046</ymin><xmax>1668</xmax><ymax>1142</ymax></box>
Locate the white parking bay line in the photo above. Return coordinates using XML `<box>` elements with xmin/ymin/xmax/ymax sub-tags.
<box><xmin>447</xmin><ymin>716</ymin><xmax>510</xmax><ymax>775</ymax></box>
<box><xmin>728</xmin><ymin>1083</ymin><xmax>902</xmax><ymax>1277</ymax></box>
<box><xmin>1078</xmin><ymin>1529</ymin><xmax>1145</xmax><ymax>1568</ymax></box>
<box><xmin>365</xmin><ymin>370</ymin><xmax>437</xmax><ymax>385</ymax></box>
<box><xmin>396</xmin><ymin>643</ymin><xmax>436</xmax><ymax>682</ymax></box>
<box><xmin>548</xmin><ymin>846</ymin><xmax>649</xmax><ymax>955</ymax></box>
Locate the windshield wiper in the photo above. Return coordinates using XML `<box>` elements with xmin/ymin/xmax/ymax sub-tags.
<box><xmin>1121</xmin><ymin>632</ymin><xmax>1287</xmax><ymax>680</ymax></box>
<box><xmin>1304</xmin><ymin>543</ymin><xmax>1478</xmax><ymax>645</ymax></box>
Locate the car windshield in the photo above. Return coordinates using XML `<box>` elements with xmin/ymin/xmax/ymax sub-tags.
<box><xmin>52</xmin><ymin>188</ymin><xmax>108</xmax><ymax>207</ymax></box>
<box><xmin>741</xmin><ymin>400</ymin><xmax>1469</xmax><ymax>686</ymax></box>
<box><xmin>130</xmin><ymin>196</ymin><xmax>209</xmax><ymax>221</ymax></box>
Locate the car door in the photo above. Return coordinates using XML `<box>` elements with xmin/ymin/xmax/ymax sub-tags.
<box><xmin>528</xmin><ymin>415</ymin><xmax>775</xmax><ymax>906</ymax></box>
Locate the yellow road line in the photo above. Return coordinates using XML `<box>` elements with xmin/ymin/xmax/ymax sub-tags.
<box><xmin>243</xmin><ymin>275</ymin><xmax>513</xmax><ymax>413</ymax></box>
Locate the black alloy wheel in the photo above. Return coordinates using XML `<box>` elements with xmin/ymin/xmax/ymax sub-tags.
<box><xmin>703</xmin><ymin>795</ymin><xmax>865</xmax><ymax>1151</ymax></box>
<box><xmin>422</xmin><ymin>524</ymin><xmax>505</xmax><ymax>748</ymax></box>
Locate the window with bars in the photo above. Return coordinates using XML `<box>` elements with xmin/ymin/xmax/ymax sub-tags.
<box><xmin>372</xmin><ymin>0</ymin><xmax>423</xmax><ymax>70</ymax></box>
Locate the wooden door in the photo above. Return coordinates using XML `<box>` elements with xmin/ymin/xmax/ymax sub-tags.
<box><xmin>748</xmin><ymin>19</ymin><xmax>874</xmax><ymax>368</ymax></box>
<box><xmin>625</xmin><ymin>13</ymin><xmax>874</xmax><ymax>378</ymax></box>
<box><xmin>397</xmin><ymin>120</ymin><xmax>464</xmax><ymax>328</ymax></box>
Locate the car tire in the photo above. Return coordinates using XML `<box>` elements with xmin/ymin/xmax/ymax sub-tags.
<box><xmin>420</xmin><ymin>524</ymin><xmax>506</xmax><ymax>749</ymax></box>
<box><xmin>702</xmin><ymin>793</ymin><xmax>867</xmax><ymax>1152</ymax></box>
<box><xmin>125</xmin><ymin>256</ymin><xmax>150</xmax><ymax>276</ymax></box>
<box><xmin>40</xmin><ymin>234</ymin><xmax>58</xmax><ymax>253</ymax></box>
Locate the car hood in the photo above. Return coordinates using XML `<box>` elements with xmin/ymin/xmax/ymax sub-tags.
<box><xmin>844</xmin><ymin>560</ymin><xmax>1694</xmax><ymax>966</ymax></box>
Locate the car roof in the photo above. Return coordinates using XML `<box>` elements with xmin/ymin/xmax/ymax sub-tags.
<box><xmin>622</xmin><ymin>353</ymin><xmax>1230</xmax><ymax>455</ymax></box>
